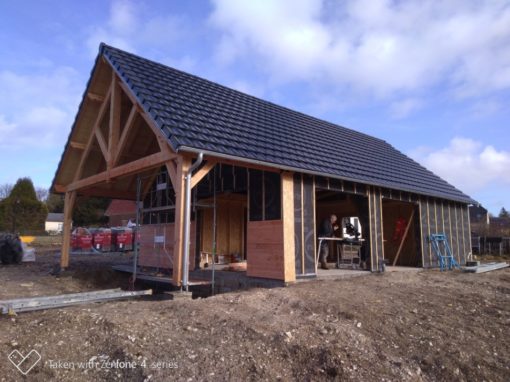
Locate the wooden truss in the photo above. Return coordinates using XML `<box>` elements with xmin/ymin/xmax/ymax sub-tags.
<box><xmin>55</xmin><ymin>65</ymin><xmax>217</xmax><ymax>286</ymax></box>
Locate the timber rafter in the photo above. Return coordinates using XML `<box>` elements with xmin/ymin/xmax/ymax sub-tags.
<box><xmin>62</xmin><ymin>72</ymin><xmax>179</xmax><ymax>194</ymax></box>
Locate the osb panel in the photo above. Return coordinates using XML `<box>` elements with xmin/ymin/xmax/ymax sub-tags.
<box><xmin>138</xmin><ymin>222</ymin><xmax>196</xmax><ymax>269</ymax></box>
<box><xmin>246</xmin><ymin>220</ymin><xmax>285</xmax><ymax>280</ymax></box>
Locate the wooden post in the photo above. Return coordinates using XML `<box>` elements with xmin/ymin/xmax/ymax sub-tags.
<box><xmin>392</xmin><ymin>209</ymin><xmax>415</xmax><ymax>266</ymax></box>
<box><xmin>282</xmin><ymin>172</ymin><xmax>296</xmax><ymax>282</ymax></box>
<box><xmin>172</xmin><ymin>157</ymin><xmax>191</xmax><ymax>286</ymax></box>
<box><xmin>108</xmin><ymin>73</ymin><xmax>121</xmax><ymax>171</ymax></box>
<box><xmin>60</xmin><ymin>191</ymin><xmax>76</xmax><ymax>269</ymax></box>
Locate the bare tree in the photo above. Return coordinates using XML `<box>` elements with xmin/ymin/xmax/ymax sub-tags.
<box><xmin>35</xmin><ymin>187</ymin><xmax>49</xmax><ymax>202</ymax></box>
<box><xmin>0</xmin><ymin>183</ymin><xmax>13</xmax><ymax>200</ymax></box>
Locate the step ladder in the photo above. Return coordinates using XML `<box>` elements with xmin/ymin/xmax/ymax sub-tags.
<box><xmin>429</xmin><ymin>234</ymin><xmax>459</xmax><ymax>271</ymax></box>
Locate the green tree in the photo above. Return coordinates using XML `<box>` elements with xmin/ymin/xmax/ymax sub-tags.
<box><xmin>0</xmin><ymin>178</ymin><xmax>47</xmax><ymax>234</ymax></box>
<box><xmin>499</xmin><ymin>207</ymin><xmax>509</xmax><ymax>218</ymax></box>
<box><xmin>72</xmin><ymin>196</ymin><xmax>110</xmax><ymax>227</ymax></box>
<box><xmin>46</xmin><ymin>193</ymin><xmax>65</xmax><ymax>213</ymax></box>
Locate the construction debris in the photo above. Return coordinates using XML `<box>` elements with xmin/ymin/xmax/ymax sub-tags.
<box><xmin>0</xmin><ymin>288</ymin><xmax>152</xmax><ymax>315</ymax></box>
<box><xmin>463</xmin><ymin>262</ymin><xmax>509</xmax><ymax>274</ymax></box>
<box><xmin>0</xmin><ymin>233</ymin><xmax>23</xmax><ymax>265</ymax></box>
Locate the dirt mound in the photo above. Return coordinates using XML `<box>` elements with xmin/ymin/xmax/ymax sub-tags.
<box><xmin>1</xmin><ymin>252</ymin><xmax>509</xmax><ymax>381</ymax></box>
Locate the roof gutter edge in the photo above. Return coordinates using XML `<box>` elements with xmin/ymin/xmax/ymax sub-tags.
<box><xmin>177</xmin><ymin>146</ymin><xmax>475</xmax><ymax>205</ymax></box>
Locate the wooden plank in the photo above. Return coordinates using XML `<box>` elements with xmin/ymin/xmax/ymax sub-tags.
<box><xmin>117</xmin><ymin>80</ymin><xmax>178</xmax><ymax>153</ymax></box>
<box><xmin>461</xmin><ymin>203</ymin><xmax>466</xmax><ymax>263</ymax></box>
<box><xmin>70</xmin><ymin>141</ymin><xmax>86</xmax><ymax>150</ymax></box>
<box><xmin>281</xmin><ymin>172</ymin><xmax>295</xmax><ymax>282</ymax></box>
<box><xmin>60</xmin><ymin>191</ymin><xmax>76</xmax><ymax>268</ymax></box>
<box><xmin>312</xmin><ymin>176</ymin><xmax>317</xmax><ymax>272</ymax></box>
<box><xmin>447</xmin><ymin>203</ymin><xmax>459</xmax><ymax>264</ymax></box>
<box><xmin>95</xmin><ymin>129</ymin><xmax>108</xmax><ymax>161</ymax></box>
<box><xmin>302</xmin><ymin>175</ymin><xmax>315</xmax><ymax>273</ymax></box>
<box><xmin>87</xmin><ymin>92</ymin><xmax>104</xmax><ymax>102</ymax></box>
<box><xmin>114</xmin><ymin>105</ymin><xmax>137</xmax><ymax>166</ymax></box>
<box><xmin>68</xmin><ymin>151</ymin><xmax>175</xmax><ymax>191</ymax></box>
<box><xmin>191</xmin><ymin>161</ymin><xmax>217</xmax><ymax>188</ymax></box>
<box><xmin>418</xmin><ymin>198</ymin><xmax>425</xmax><ymax>267</ymax></box>
<box><xmin>78</xmin><ymin>187</ymin><xmax>136</xmax><ymax>200</ymax></box>
<box><xmin>379</xmin><ymin>187</ymin><xmax>386</xmax><ymax>260</ymax></box>
<box><xmin>367</xmin><ymin>187</ymin><xmax>374</xmax><ymax>270</ymax></box>
<box><xmin>108</xmin><ymin>74</ymin><xmax>121</xmax><ymax>169</ymax></box>
<box><xmin>293</xmin><ymin>173</ymin><xmax>303</xmax><ymax>275</ymax></box>
<box><xmin>392</xmin><ymin>209</ymin><xmax>415</xmax><ymax>266</ymax></box>
<box><xmin>172</xmin><ymin>157</ymin><xmax>191</xmax><ymax>286</ymax></box>
<box><xmin>246</xmin><ymin>220</ymin><xmax>284</xmax><ymax>280</ymax></box>
<box><xmin>426</xmin><ymin>198</ymin><xmax>432</xmax><ymax>266</ymax></box>
<box><xmin>53</xmin><ymin>184</ymin><xmax>66</xmax><ymax>193</ymax></box>
<box><xmin>454</xmin><ymin>203</ymin><xmax>460</xmax><ymax>265</ymax></box>
<box><xmin>165</xmin><ymin>160</ymin><xmax>178</xmax><ymax>191</ymax></box>
<box><xmin>300</xmin><ymin>175</ymin><xmax>305</xmax><ymax>274</ymax></box>
<box><xmin>74</xmin><ymin>84</ymin><xmax>112</xmax><ymax>182</ymax></box>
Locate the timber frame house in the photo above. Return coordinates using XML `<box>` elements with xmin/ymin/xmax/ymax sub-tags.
<box><xmin>52</xmin><ymin>44</ymin><xmax>475</xmax><ymax>287</ymax></box>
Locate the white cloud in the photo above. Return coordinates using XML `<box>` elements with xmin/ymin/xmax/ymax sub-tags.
<box><xmin>409</xmin><ymin>137</ymin><xmax>510</xmax><ymax>195</ymax></box>
<box><xmin>86</xmin><ymin>0</ymin><xmax>185</xmax><ymax>57</ymax></box>
<box><xmin>0</xmin><ymin>67</ymin><xmax>81</xmax><ymax>148</ymax></box>
<box><xmin>210</xmin><ymin>0</ymin><xmax>510</xmax><ymax>103</ymax></box>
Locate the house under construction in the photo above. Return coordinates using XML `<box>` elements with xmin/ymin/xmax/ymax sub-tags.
<box><xmin>51</xmin><ymin>44</ymin><xmax>475</xmax><ymax>287</ymax></box>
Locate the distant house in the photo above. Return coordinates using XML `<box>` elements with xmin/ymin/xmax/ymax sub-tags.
<box><xmin>45</xmin><ymin>213</ymin><xmax>65</xmax><ymax>233</ymax></box>
<box><xmin>469</xmin><ymin>205</ymin><xmax>489</xmax><ymax>225</ymax></box>
<box><xmin>105</xmin><ymin>200</ymin><xmax>137</xmax><ymax>227</ymax></box>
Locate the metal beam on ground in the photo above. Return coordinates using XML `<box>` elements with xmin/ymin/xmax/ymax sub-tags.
<box><xmin>0</xmin><ymin>288</ymin><xmax>152</xmax><ymax>315</ymax></box>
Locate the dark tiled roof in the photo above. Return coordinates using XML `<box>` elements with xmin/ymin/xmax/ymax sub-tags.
<box><xmin>46</xmin><ymin>213</ymin><xmax>64</xmax><ymax>222</ymax></box>
<box><xmin>102</xmin><ymin>44</ymin><xmax>473</xmax><ymax>204</ymax></box>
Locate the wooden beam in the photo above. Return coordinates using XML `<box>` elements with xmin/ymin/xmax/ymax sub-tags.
<box><xmin>117</xmin><ymin>79</ymin><xmax>180</xmax><ymax>161</ymax></box>
<box><xmin>172</xmin><ymin>157</ymin><xmax>191</xmax><ymax>286</ymax></box>
<box><xmin>165</xmin><ymin>159</ymin><xmax>178</xmax><ymax>191</ymax></box>
<box><xmin>392</xmin><ymin>209</ymin><xmax>415</xmax><ymax>266</ymax></box>
<box><xmin>70</xmin><ymin>141</ymin><xmax>86</xmax><ymax>150</ymax></box>
<box><xmin>79</xmin><ymin>187</ymin><xmax>136</xmax><ymax>200</ymax></box>
<box><xmin>114</xmin><ymin>105</ymin><xmax>137</xmax><ymax>166</ymax></box>
<box><xmin>60</xmin><ymin>191</ymin><xmax>76</xmax><ymax>269</ymax></box>
<box><xmin>68</xmin><ymin>151</ymin><xmax>176</xmax><ymax>192</ymax></box>
<box><xmin>117</xmin><ymin>81</ymin><xmax>162</xmax><ymax>136</ymax></box>
<box><xmin>108</xmin><ymin>73</ymin><xmax>121</xmax><ymax>169</ymax></box>
<box><xmin>190</xmin><ymin>160</ymin><xmax>217</xmax><ymax>188</ymax></box>
<box><xmin>282</xmin><ymin>172</ymin><xmax>296</xmax><ymax>282</ymax></box>
<box><xmin>74</xmin><ymin>84</ymin><xmax>112</xmax><ymax>182</ymax></box>
<box><xmin>95</xmin><ymin>129</ymin><xmax>108</xmax><ymax>161</ymax></box>
<box><xmin>87</xmin><ymin>92</ymin><xmax>104</xmax><ymax>102</ymax></box>
<box><xmin>53</xmin><ymin>184</ymin><xmax>66</xmax><ymax>193</ymax></box>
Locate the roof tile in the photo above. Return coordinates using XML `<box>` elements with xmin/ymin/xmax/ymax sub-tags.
<box><xmin>102</xmin><ymin>45</ymin><xmax>473</xmax><ymax>203</ymax></box>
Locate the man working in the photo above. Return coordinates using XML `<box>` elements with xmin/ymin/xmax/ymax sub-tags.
<box><xmin>318</xmin><ymin>214</ymin><xmax>339</xmax><ymax>269</ymax></box>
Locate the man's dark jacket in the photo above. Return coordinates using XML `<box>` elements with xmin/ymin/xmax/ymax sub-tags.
<box><xmin>319</xmin><ymin>218</ymin><xmax>334</xmax><ymax>238</ymax></box>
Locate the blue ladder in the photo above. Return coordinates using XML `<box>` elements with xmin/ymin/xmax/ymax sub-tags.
<box><xmin>429</xmin><ymin>234</ymin><xmax>459</xmax><ymax>271</ymax></box>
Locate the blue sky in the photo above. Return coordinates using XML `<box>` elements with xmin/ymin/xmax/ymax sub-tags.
<box><xmin>0</xmin><ymin>0</ymin><xmax>509</xmax><ymax>214</ymax></box>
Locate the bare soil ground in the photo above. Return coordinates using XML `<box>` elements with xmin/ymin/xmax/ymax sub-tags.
<box><xmin>0</xmin><ymin>249</ymin><xmax>509</xmax><ymax>382</ymax></box>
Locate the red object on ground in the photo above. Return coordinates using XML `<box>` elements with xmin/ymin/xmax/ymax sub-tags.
<box><xmin>71</xmin><ymin>227</ymin><xmax>93</xmax><ymax>251</ymax></box>
<box><xmin>112</xmin><ymin>227</ymin><xmax>134</xmax><ymax>251</ymax></box>
<box><xmin>91</xmin><ymin>228</ymin><xmax>112</xmax><ymax>252</ymax></box>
